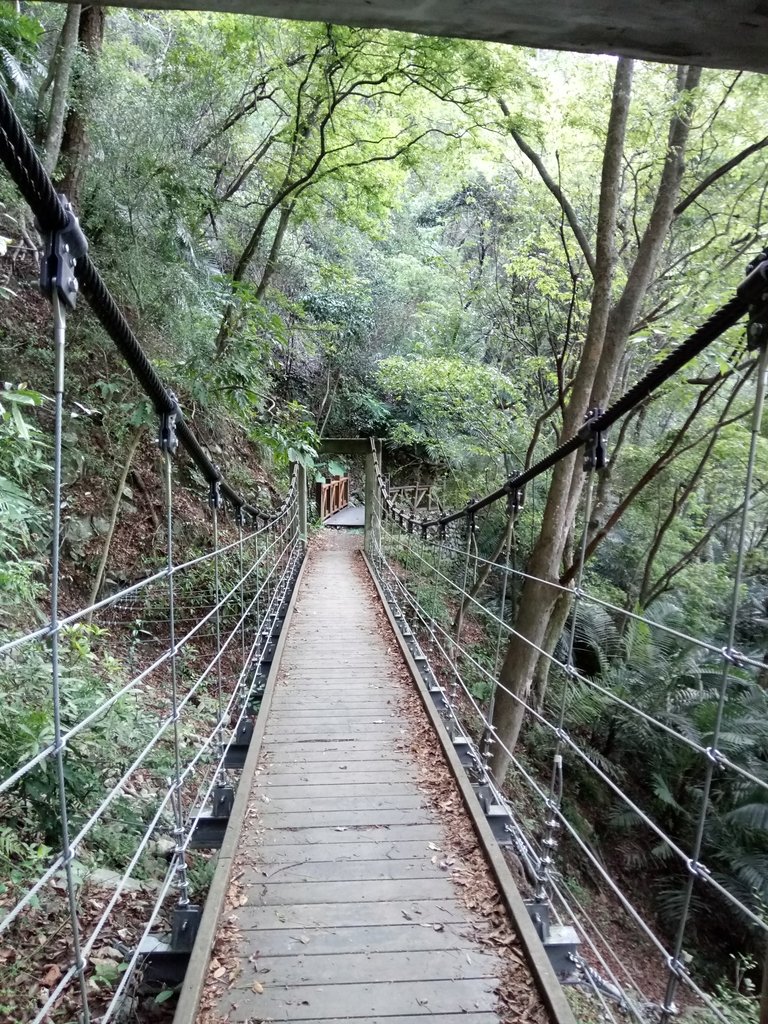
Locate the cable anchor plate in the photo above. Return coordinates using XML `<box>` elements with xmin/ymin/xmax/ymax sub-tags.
<box><xmin>159</xmin><ymin>392</ymin><xmax>180</xmax><ymax>455</ymax></box>
<box><xmin>39</xmin><ymin>195</ymin><xmax>88</xmax><ymax>309</ymax></box>
<box><xmin>743</xmin><ymin>248</ymin><xmax>768</xmax><ymax>350</ymax></box>
<box><xmin>578</xmin><ymin>407</ymin><xmax>607</xmax><ymax>471</ymax></box>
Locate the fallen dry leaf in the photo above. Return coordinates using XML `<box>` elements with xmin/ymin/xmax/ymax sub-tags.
<box><xmin>40</xmin><ymin>964</ymin><xmax>61</xmax><ymax>987</ymax></box>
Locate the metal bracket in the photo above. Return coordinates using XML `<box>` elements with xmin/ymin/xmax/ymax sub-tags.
<box><xmin>39</xmin><ymin>195</ymin><xmax>88</xmax><ymax>309</ymax></box>
<box><xmin>159</xmin><ymin>392</ymin><xmax>180</xmax><ymax>455</ymax></box>
<box><xmin>503</xmin><ymin>476</ymin><xmax>524</xmax><ymax>514</ymax></box>
<box><xmin>578</xmin><ymin>407</ymin><xmax>606</xmax><ymax>472</ymax></box>
<box><xmin>209</xmin><ymin>472</ymin><xmax>222</xmax><ymax>510</ymax></box>
<box><xmin>744</xmin><ymin>248</ymin><xmax>768</xmax><ymax>350</ymax></box>
<box><xmin>171</xmin><ymin>903</ymin><xmax>201</xmax><ymax>953</ymax></box>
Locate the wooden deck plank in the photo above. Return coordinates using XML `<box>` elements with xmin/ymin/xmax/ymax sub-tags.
<box><xmin>253</xmin><ymin>824</ymin><xmax>449</xmax><ymax>846</ymax></box>
<box><xmin>225</xmin><ymin>978</ymin><xmax>498</xmax><ymax>1021</ymax></box>
<box><xmin>207</xmin><ymin>537</ymin><xmax>501</xmax><ymax>1024</ymax></box>
<box><xmin>250</xmin><ymin>857</ymin><xmax>458</xmax><ymax>883</ymax></box>
<box><xmin>248</xmin><ymin>840</ymin><xmax>456</xmax><ymax>862</ymax></box>
<box><xmin>247</xmin><ymin>878</ymin><xmax>458</xmax><ymax>907</ymax></box>
<box><xmin>256</xmin><ymin>809</ymin><xmax>437</xmax><ymax>827</ymax></box>
<box><xmin>262</xmin><ymin>782</ymin><xmax>417</xmax><ymax>797</ymax></box>
<box><xmin>244</xmin><ymin>1017</ymin><xmax>498</xmax><ymax>1024</ymax></box>
<box><xmin>233</xmin><ymin>948</ymin><xmax>498</xmax><ymax>986</ymax></box>
<box><xmin>235</xmin><ymin>922</ymin><xmax>480</xmax><ymax>956</ymax></box>
<box><xmin>262</xmin><ymin>771</ymin><xmax>417</xmax><ymax>785</ymax></box>
<box><xmin>236</xmin><ymin>898</ymin><xmax>478</xmax><ymax>930</ymax></box>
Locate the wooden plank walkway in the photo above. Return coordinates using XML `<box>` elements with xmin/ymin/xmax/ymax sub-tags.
<box><xmin>200</xmin><ymin>534</ymin><xmax>504</xmax><ymax>1023</ymax></box>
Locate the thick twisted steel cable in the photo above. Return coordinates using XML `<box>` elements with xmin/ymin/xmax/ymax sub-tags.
<box><xmin>365</xmin><ymin>268</ymin><xmax>765</xmax><ymax>536</ymax></box>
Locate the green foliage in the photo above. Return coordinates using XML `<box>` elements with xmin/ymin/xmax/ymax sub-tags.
<box><xmin>0</xmin><ymin>3</ymin><xmax>43</xmax><ymax>94</ymax></box>
<box><xmin>0</xmin><ymin>625</ymin><xmax>155</xmax><ymax>850</ymax></box>
<box><xmin>377</xmin><ymin>355</ymin><xmax>524</xmax><ymax>464</ymax></box>
<box><xmin>0</xmin><ymin>386</ymin><xmax>48</xmax><ymax>558</ymax></box>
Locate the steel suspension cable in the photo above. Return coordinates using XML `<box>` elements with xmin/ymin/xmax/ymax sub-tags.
<box><xmin>163</xmin><ymin>449</ymin><xmax>192</xmax><ymax>911</ymax></box>
<box><xmin>49</xmin><ymin>292</ymin><xmax>91</xmax><ymax>1023</ymax></box>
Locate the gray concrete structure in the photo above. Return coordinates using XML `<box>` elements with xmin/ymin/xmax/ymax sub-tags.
<box><xmin>71</xmin><ymin>0</ymin><xmax>768</xmax><ymax>72</ymax></box>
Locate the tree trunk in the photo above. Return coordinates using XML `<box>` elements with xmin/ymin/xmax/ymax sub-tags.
<box><xmin>255</xmin><ymin>202</ymin><xmax>295</xmax><ymax>300</ymax></box>
<box><xmin>490</xmin><ymin>56</ymin><xmax>635</xmax><ymax>781</ymax></box>
<box><xmin>41</xmin><ymin>4</ymin><xmax>82</xmax><ymax>176</ymax></box>
<box><xmin>58</xmin><ymin>4</ymin><xmax>106</xmax><ymax>207</ymax></box>
<box><xmin>532</xmin><ymin>589</ymin><xmax>573</xmax><ymax>712</ymax></box>
<box><xmin>87</xmin><ymin>428</ymin><xmax>142</xmax><ymax>617</ymax></box>
<box><xmin>490</xmin><ymin>63</ymin><xmax>702</xmax><ymax>783</ymax></box>
<box><xmin>450</xmin><ymin>513</ymin><xmax>515</xmax><ymax>634</ymax></box>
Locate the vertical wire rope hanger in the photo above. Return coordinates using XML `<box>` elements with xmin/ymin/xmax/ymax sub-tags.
<box><xmin>43</xmin><ymin>212</ymin><xmax>92</xmax><ymax>1022</ymax></box>
<box><xmin>482</xmin><ymin>491</ymin><xmax>517</xmax><ymax>770</ymax></box>
<box><xmin>160</xmin><ymin>404</ymin><xmax>200</xmax><ymax>950</ymax></box>
<box><xmin>236</xmin><ymin>506</ymin><xmax>247</xmax><ymax>669</ymax></box>
<box><xmin>660</xmin><ymin>264</ymin><xmax>768</xmax><ymax>1022</ymax></box>
<box><xmin>540</xmin><ymin>411</ymin><xmax>604</xmax><ymax>902</ymax></box>
<box><xmin>209</xmin><ymin>473</ymin><xmax>230</xmax><ymax>809</ymax></box>
<box><xmin>451</xmin><ymin>508</ymin><xmax>476</xmax><ymax>715</ymax></box>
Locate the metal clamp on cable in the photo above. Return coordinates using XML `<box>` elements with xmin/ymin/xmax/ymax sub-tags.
<box><xmin>578</xmin><ymin>407</ymin><xmax>606</xmax><ymax>472</ymax></box>
<box><xmin>740</xmin><ymin>247</ymin><xmax>768</xmax><ymax>350</ymax></box>
<box><xmin>159</xmin><ymin>392</ymin><xmax>180</xmax><ymax>455</ymax></box>
<box><xmin>504</xmin><ymin>476</ymin><xmax>524</xmax><ymax>514</ymax></box>
<box><xmin>209</xmin><ymin>469</ymin><xmax>222</xmax><ymax>510</ymax></box>
<box><xmin>39</xmin><ymin>195</ymin><xmax>88</xmax><ymax>309</ymax></box>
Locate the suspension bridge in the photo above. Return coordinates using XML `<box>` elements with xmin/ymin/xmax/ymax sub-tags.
<box><xmin>1</xmin><ymin>32</ymin><xmax>768</xmax><ymax>1024</ymax></box>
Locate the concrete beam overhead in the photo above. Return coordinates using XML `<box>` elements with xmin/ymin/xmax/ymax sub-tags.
<box><xmin>84</xmin><ymin>0</ymin><xmax>768</xmax><ymax>72</ymax></box>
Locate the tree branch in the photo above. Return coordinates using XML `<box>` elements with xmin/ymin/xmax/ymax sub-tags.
<box><xmin>674</xmin><ymin>135</ymin><xmax>768</xmax><ymax>218</ymax></box>
<box><xmin>498</xmin><ymin>97</ymin><xmax>596</xmax><ymax>276</ymax></box>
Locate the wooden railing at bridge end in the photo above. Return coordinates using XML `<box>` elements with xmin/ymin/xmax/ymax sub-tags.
<box><xmin>316</xmin><ymin>475</ymin><xmax>350</xmax><ymax>520</ymax></box>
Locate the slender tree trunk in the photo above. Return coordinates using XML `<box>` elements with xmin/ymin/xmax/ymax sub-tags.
<box><xmin>451</xmin><ymin>513</ymin><xmax>515</xmax><ymax>633</ymax></box>
<box><xmin>532</xmin><ymin>589</ymin><xmax>573</xmax><ymax>711</ymax></box>
<box><xmin>87</xmin><ymin>429</ymin><xmax>142</xmax><ymax>617</ymax></box>
<box><xmin>41</xmin><ymin>5</ymin><xmax>82</xmax><ymax>176</ymax></box>
<box><xmin>490</xmin><ymin>57</ymin><xmax>635</xmax><ymax>781</ymax></box>
<box><xmin>490</xmin><ymin>63</ymin><xmax>703</xmax><ymax>784</ymax></box>
<box><xmin>255</xmin><ymin>202</ymin><xmax>295</xmax><ymax>300</ymax></box>
<box><xmin>58</xmin><ymin>4</ymin><xmax>106</xmax><ymax>207</ymax></box>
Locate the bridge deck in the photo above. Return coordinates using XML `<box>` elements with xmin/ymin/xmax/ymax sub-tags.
<box><xmin>194</xmin><ymin>535</ymin><xmax>514</xmax><ymax>1023</ymax></box>
<box><xmin>324</xmin><ymin>503</ymin><xmax>365</xmax><ymax>527</ymax></box>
